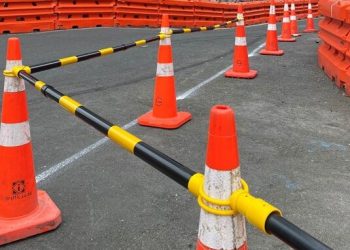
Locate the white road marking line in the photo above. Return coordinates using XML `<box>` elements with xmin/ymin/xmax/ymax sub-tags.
<box><xmin>36</xmin><ymin>42</ymin><xmax>265</xmax><ymax>184</ymax></box>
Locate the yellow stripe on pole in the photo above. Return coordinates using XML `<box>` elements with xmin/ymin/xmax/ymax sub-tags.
<box><xmin>200</xmin><ymin>27</ymin><xmax>207</xmax><ymax>31</ymax></box>
<box><xmin>59</xmin><ymin>56</ymin><xmax>78</xmax><ymax>66</ymax></box>
<box><xmin>34</xmin><ymin>80</ymin><xmax>46</xmax><ymax>91</ymax></box>
<box><xmin>214</xmin><ymin>24</ymin><xmax>220</xmax><ymax>28</ymax></box>
<box><xmin>99</xmin><ymin>48</ymin><xmax>114</xmax><ymax>56</ymax></box>
<box><xmin>108</xmin><ymin>125</ymin><xmax>142</xmax><ymax>153</ymax></box>
<box><xmin>59</xmin><ymin>96</ymin><xmax>82</xmax><ymax>114</ymax></box>
<box><xmin>135</xmin><ymin>40</ymin><xmax>146</xmax><ymax>46</ymax></box>
<box><xmin>183</xmin><ymin>28</ymin><xmax>191</xmax><ymax>33</ymax></box>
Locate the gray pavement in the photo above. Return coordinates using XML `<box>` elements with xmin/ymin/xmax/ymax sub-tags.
<box><xmin>0</xmin><ymin>20</ymin><xmax>349</xmax><ymax>249</ymax></box>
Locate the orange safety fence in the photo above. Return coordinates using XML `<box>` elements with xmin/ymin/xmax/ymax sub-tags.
<box><xmin>318</xmin><ymin>0</ymin><xmax>350</xmax><ymax>95</ymax></box>
<box><xmin>0</xmin><ymin>0</ymin><xmax>319</xmax><ymax>33</ymax></box>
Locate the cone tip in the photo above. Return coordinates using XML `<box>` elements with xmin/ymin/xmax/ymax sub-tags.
<box><xmin>161</xmin><ymin>14</ymin><xmax>170</xmax><ymax>28</ymax></box>
<box><xmin>209</xmin><ymin>105</ymin><xmax>236</xmax><ymax>137</ymax></box>
<box><xmin>238</xmin><ymin>4</ymin><xmax>243</xmax><ymax>13</ymax></box>
<box><xmin>6</xmin><ymin>37</ymin><xmax>22</xmax><ymax>60</ymax></box>
<box><xmin>206</xmin><ymin>105</ymin><xmax>239</xmax><ymax>170</ymax></box>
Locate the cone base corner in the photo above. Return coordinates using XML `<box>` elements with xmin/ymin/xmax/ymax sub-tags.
<box><xmin>292</xmin><ymin>33</ymin><xmax>302</xmax><ymax>37</ymax></box>
<box><xmin>278</xmin><ymin>37</ymin><xmax>296</xmax><ymax>42</ymax></box>
<box><xmin>0</xmin><ymin>190</ymin><xmax>62</xmax><ymax>246</ymax></box>
<box><xmin>225</xmin><ymin>69</ymin><xmax>257</xmax><ymax>79</ymax></box>
<box><xmin>138</xmin><ymin>111</ymin><xmax>192</xmax><ymax>129</ymax></box>
<box><xmin>259</xmin><ymin>49</ymin><xmax>284</xmax><ymax>56</ymax></box>
<box><xmin>303</xmin><ymin>29</ymin><xmax>317</xmax><ymax>33</ymax></box>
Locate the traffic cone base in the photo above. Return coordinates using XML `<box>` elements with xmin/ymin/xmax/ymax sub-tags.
<box><xmin>138</xmin><ymin>111</ymin><xmax>191</xmax><ymax>129</ymax></box>
<box><xmin>292</xmin><ymin>33</ymin><xmax>302</xmax><ymax>37</ymax></box>
<box><xmin>0</xmin><ymin>190</ymin><xmax>62</xmax><ymax>245</ymax></box>
<box><xmin>303</xmin><ymin>28</ymin><xmax>317</xmax><ymax>33</ymax></box>
<box><xmin>278</xmin><ymin>37</ymin><xmax>296</xmax><ymax>42</ymax></box>
<box><xmin>197</xmin><ymin>239</ymin><xmax>248</xmax><ymax>250</ymax></box>
<box><xmin>259</xmin><ymin>48</ymin><xmax>284</xmax><ymax>56</ymax></box>
<box><xmin>225</xmin><ymin>68</ymin><xmax>257</xmax><ymax>79</ymax></box>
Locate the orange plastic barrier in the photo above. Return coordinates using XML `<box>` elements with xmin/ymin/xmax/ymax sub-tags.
<box><xmin>159</xmin><ymin>0</ymin><xmax>194</xmax><ymax>27</ymax></box>
<box><xmin>0</xmin><ymin>0</ymin><xmax>319</xmax><ymax>33</ymax></box>
<box><xmin>193</xmin><ymin>2</ymin><xmax>224</xmax><ymax>27</ymax></box>
<box><xmin>115</xmin><ymin>0</ymin><xmax>159</xmax><ymax>27</ymax></box>
<box><xmin>55</xmin><ymin>0</ymin><xmax>115</xmax><ymax>29</ymax></box>
<box><xmin>318</xmin><ymin>0</ymin><xmax>350</xmax><ymax>95</ymax></box>
<box><xmin>0</xmin><ymin>0</ymin><xmax>55</xmax><ymax>34</ymax></box>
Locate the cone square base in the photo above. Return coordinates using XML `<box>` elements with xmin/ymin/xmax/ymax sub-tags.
<box><xmin>0</xmin><ymin>190</ymin><xmax>62</xmax><ymax>246</ymax></box>
<box><xmin>259</xmin><ymin>49</ymin><xmax>284</xmax><ymax>56</ymax></box>
<box><xmin>278</xmin><ymin>37</ymin><xmax>296</xmax><ymax>42</ymax></box>
<box><xmin>138</xmin><ymin>111</ymin><xmax>192</xmax><ymax>129</ymax></box>
<box><xmin>224</xmin><ymin>68</ymin><xmax>257</xmax><ymax>79</ymax></box>
<box><xmin>303</xmin><ymin>29</ymin><xmax>317</xmax><ymax>33</ymax></box>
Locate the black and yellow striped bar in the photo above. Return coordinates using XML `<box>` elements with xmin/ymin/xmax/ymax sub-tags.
<box><xmin>17</xmin><ymin>71</ymin><xmax>331</xmax><ymax>250</ymax></box>
<box><xmin>27</xmin><ymin>19</ymin><xmax>236</xmax><ymax>74</ymax></box>
<box><xmin>170</xmin><ymin>19</ymin><xmax>236</xmax><ymax>35</ymax></box>
<box><xmin>29</xmin><ymin>36</ymin><xmax>161</xmax><ymax>74</ymax></box>
<box><xmin>18</xmin><ymin>71</ymin><xmax>196</xmax><ymax>188</ymax></box>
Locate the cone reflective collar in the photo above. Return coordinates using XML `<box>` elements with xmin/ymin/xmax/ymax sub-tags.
<box><xmin>137</xmin><ymin>14</ymin><xmax>191</xmax><ymax>129</ymax></box>
<box><xmin>303</xmin><ymin>1</ymin><xmax>317</xmax><ymax>33</ymax></box>
<box><xmin>197</xmin><ymin>105</ymin><xmax>247</xmax><ymax>250</ymax></box>
<box><xmin>225</xmin><ymin>5</ymin><xmax>257</xmax><ymax>79</ymax></box>
<box><xmin>0</xmin><ymin>37</ymin><xmax>61</xmax><ymax>246</ymax></box>
<box><xmin>278</xmin><ymin>2</ymin><xmax>296</xmax><ymax>42</ymax></box>
<box><xmin>260</xmin><ymin>0</ymin><xmax>284</xmax><ymax>56</ymax></box>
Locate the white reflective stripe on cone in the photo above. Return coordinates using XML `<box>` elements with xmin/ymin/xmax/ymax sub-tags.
<box><xmin>156</xmin><ymin>63</ymin><xmax>174</xmax><ymax>77</ymax></box>
<box><xmin>235</xmin><ymin>37</ymin><xmax>247</xmax><ymax>46</ymax></box>
<box><xmin>0</xmin><ymin>122</ymin><xmax>31</xmax><ymax>147</ymax></box>
<box><xmin>291</xmin><ymin>4</ymin><xmax>295</xmax><ymax>10</ymax></box>
<box><xmin>308</xmin><ymin>3</ymin><xmax>312</xmax><ymax>9</ymax></box>
<box><xmin>198</xmin><ymin>166</ymin><xmax>247</xmax><ymax>249</ymax></box>
<box><xmin>283</xmin><ymin>17</ymin><xmax>290</xmax><ymax>23</ymax></box>
<box><xmin>269</xmin><ymin>5</ymin><xmax>276</xmax><ymax>15</ymax></box>
<box><xmin>236</xmin><ymin>20</ymin><xmax>245</xmax><ymax>26</ymax></box>
<box><xmin>308</xmin><ymin>14</ymin><xmax>313</xmax><ymax>18</ymax></box>
<box><xmin>268</xmin><ymin>24</ymin><xmax>277</xmax><ymax>31</ymax></box>
<box><xmin>160</xmin><ymin>27</ymin><xmax>171</xmax><ymax>46</ymax></box>
<box><xmin>284</xmin><ymin>3</ymin><xmax>289</xmax><ymax>11</ymax></box>
<box><xmin>4</xmin><ymin>60</ymin><xmax>25</xmax><ymax>92</ymax></box>
<box><xmin>290</xmin><ymin>15</ymin><xmax>297</xmax><ymax>20</ymax></box>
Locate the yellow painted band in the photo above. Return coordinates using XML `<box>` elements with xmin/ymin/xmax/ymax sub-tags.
<box><xmin>99</xmin><ymin>48</ymin><xmax>114</xmax><ymax>56</ymax></box>
<box><xmin>227</xmin><ymin>21</ymin><xmax>232</xmax><ymax>24</ymax></box>
<box><xmin>135</xmin><ymin>40</ymin><xmax>146</xmax><ymax>46</ymax></box>
<box><xmin>108</xmin><ymin>125</ymin><xmax>141</xmax><ymax>153</ymax></box>
<box><xmin>59</xmin><ymin>96</ymin><xmax>82</xmax><ymax>114</ymax></box>
<box><xmin>59</xmin><ymin>56</ymin><xmax>78</xmax><ymax>66</ymax></box>
<box><xmin>35</xmin><ymin>80</ymin><xmax>46</xmax><ymax>91</ymax></box>
<box><xmin>214</xmin><ymin>24</ymin><xmax>220</xmax><ymax>28</ymax></box>
<box><xmin>200</xmin><ymin>27</ymin><xmax>207</xmax><ymax>31</ymax></box>
<box><xmin>183</xmin><ymin>28</ymin><xmax>191</xmax><ymax>33</ymax></box>
<box><xmin>188</xmin><ymin>173</ymin><xmax>204</xmax><ymax>197</ymax></box>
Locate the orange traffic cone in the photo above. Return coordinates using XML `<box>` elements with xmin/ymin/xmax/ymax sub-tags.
<box><xmin>196</xmin><ymin>105</ymin><xmax>247</xmax><ymax>250</ymax></box>
<box><xmin>260</xmin><ymin>0</ymin><xmax>284</xmax><ymax>56</ymax></box>
<box><xmin>0</xmin><ymin>37</ymin><xmax>61</xmax><ymax>245</ymax></box>
<box><xmin>290</xmin><ymin>0</ymin><xmax>301</xmax><ymax>36</ymax></box>
<box><xmin>138</xmin><ymin>14</ymin><xmax>191</xmax><ymax>129</ymax></box>
<box><xmin>225</xmin><ymin>5</ymin><xmax>257</xmax><ymax>79</ymax></box>
<box><xmin>278</xmin><ymin>2</ymin><xmax>296</xmax><ymax>42</ymax></box>
<box><xmin>303</xmin><ymin>1</ymin><xmax>317</xmax><ymax>33</ymax></box>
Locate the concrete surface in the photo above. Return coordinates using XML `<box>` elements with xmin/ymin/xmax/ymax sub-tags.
<box><xmin>0</xmin><ymin>19</ymin><xmax>349</xmax><ymax>249</ymax></box>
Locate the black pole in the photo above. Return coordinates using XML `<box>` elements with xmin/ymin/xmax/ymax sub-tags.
<box><xmin>265</xmin><ymin>213</ymin><xmax>332</xmax><ymax>250</ymax></box>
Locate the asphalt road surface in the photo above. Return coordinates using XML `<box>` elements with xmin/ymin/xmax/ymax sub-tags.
<box><xmin>0</xmin><ymin>19</ymin><xmax>349</xmax><ymax>249</ymax></box>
